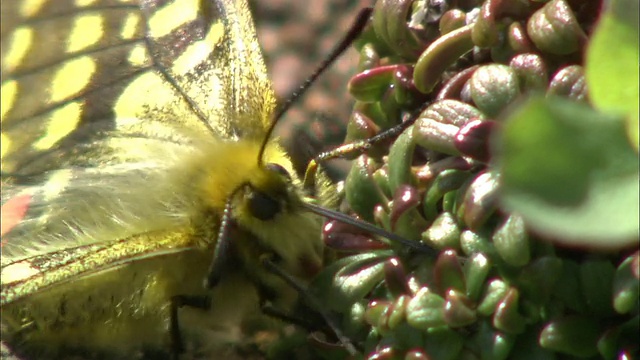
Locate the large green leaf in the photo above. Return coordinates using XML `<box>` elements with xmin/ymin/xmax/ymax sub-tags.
<box><xmin>493</xmin><ymin>96</ymin><xmax>639</xmax><ymax>248</ymax></box>
<box><xmin>585</xmin><ymin>0</ymin><xmax>639</xmax><ymax>150</ymax></box>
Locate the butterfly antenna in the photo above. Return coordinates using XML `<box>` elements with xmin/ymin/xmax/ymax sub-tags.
<box><xmin>258</xmin><ymin>7</ymin><xmax>373</xmax><ymax>166</ymax></box>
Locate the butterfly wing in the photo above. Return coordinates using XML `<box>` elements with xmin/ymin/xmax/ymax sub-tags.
<box><xmin>2</xmin><ymin>0</ymin><xmax>274</xmax><ymax>171</ymax></box>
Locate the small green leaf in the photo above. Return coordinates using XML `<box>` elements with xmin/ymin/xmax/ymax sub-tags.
<box><xmin>406</xmin><ymin>287</ymin><xmax>446</xmax><ymax>330</ymax></box>
<box><xmin>345</xmin><ymin>154</ymin><xmax>386</xmax><ymax>222</ymax></box>
<box><xmin>539</xmin><ymin>316</ymin><xmax>600</xmax><ymax>357</ymax></box>
<box><xmin>311</xmin><ymin>251</ymin><xmax>392</xmax><ymax>312</ymax></box>
<box><xmin>388</xmin><ymin>128</ymin><xmax>417</xmax><ymax>191</ymax></box>
<box><xmin>492</xmin><ymin>214</ymin><xmax>530</xmax><ymax>267</ymax></box>
<box><xmin>613</xmin><ymin>253</ymin><xmax>640</xmax><ymax>314</ymax></box>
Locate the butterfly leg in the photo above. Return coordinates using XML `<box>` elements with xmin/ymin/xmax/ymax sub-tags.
<box><xmin>303</xmin><ymin>107</ymin><xmax>424</xmax><ymax>191</ymax></box>
<box><xmin>259</xmin><ymin>299</ymin><xmax>319</xmax><ymax>332</ymax></box>
<box><xmin>169</xmin><ymin>294</ymin><xmax>211</xmax><ymax>358</ymax></box>
<box><xmin>260</xmin><ymin>256</ymin><xmax>360</xmax><ymax>355</ymax></box>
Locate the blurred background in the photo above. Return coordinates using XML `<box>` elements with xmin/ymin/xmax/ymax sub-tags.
<box><xmin>251</xmin><ymin>0</ymin><xmax>374</xmax><ymax>177</ymax></box>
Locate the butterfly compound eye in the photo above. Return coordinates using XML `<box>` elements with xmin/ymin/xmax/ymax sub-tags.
<box><xmin>247</xmin><ymin>190</ymin><xmax>281</xmax><ymax>221</ymax></box>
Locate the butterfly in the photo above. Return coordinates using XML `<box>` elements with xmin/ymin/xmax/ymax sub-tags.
<box><xmin>1</xmin><ymin>0</ymin><xmax>342</xmax><ymax>358</ymax></box>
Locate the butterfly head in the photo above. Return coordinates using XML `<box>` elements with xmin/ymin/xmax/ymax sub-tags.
<box><xmin>195</xmin><ymin>139</ymin><xmax>323</xmax><ymax>280</ymax></box>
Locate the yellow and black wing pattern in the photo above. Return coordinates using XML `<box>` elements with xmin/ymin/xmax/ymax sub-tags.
<box><xmin>1</xmin><ymin>0</ymin><xmax>276</xmax><ymax>261</ymax></box>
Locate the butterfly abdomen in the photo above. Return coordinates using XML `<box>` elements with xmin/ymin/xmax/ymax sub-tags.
<box><xmin>1</xmin><ymin>239</ymin><xmax>263</xmax><ymax>359</ymax></box>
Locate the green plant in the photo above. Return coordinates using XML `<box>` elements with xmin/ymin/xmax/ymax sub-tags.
<box><xmin>310</xmin><ymin>0</ymin><xmax>639</xmax><ymax>359</ymax></box>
